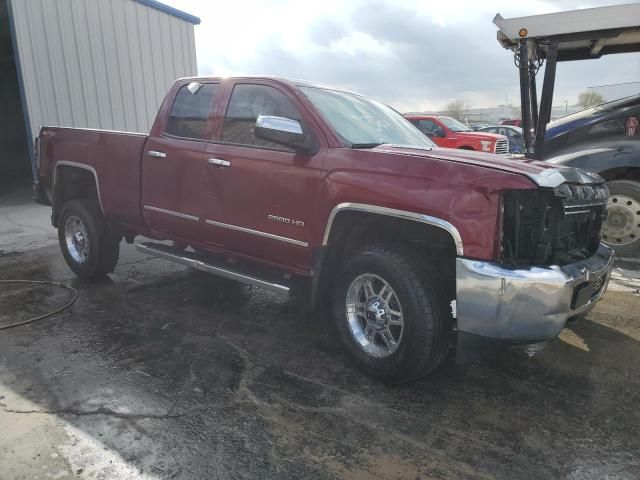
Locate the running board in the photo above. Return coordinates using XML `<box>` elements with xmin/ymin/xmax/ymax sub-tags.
<box><xmin>136</xmin><ymin>243</ymin><xmax>290</xmax><ymax>294</ymax></box>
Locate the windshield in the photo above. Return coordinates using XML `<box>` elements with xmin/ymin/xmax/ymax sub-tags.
<box><xmin>299</xmin><ymin>86</ymin><xmax>435</xmax><ymax>148</ymax></box>
<box><xmin>439</xmin><ymin>117</ymin><xmax>470</xmax><ymax>132</ymax></box>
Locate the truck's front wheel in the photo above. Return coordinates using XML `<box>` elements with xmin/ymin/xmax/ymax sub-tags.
<box><xmin>602</xmin><ymin>180</ymin><xmax>640</xmax><ymax>258</ymax></box>
<box><xmin>58</xmin><ymin>200</ymin><xmax>120</xmax><ymax>279</ymax></box>
<box><xmin>332</xmin><ymin>245</ymin><xmax>451</xmax><ymax>383</ymax></box>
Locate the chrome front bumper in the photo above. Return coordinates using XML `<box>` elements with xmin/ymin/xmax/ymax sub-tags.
<box><xmin>455</xmin><ymin>244</ymin><xmax>614</xmax><ymax>341</ymax></box>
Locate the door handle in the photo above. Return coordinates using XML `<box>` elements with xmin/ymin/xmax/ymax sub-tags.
<box><xmin>208</xmin><ymin>158</ymin><xmax>231</xmax><ymax>168</ymax></box>
<box><xmin>147</xmin><ymin>150</ymin><xmax>166</xmax><ymax>158</ymax></box>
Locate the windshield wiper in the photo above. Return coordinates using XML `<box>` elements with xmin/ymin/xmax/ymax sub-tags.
<box><xmin>350</xmin><ymin>142</ymin><xmax>385</xmax><ymax>149</ymax></box>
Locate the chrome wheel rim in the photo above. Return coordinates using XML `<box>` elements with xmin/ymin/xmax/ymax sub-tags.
<box><xmin>602</xmin><ymin>194</ymin><xmax>640</xmax><ymax>246</ymax></box>
<box><xmin>64</xmin><ymin>215</ymin><xmax>90</xmax><ymax>264</ymax></box>
<box><xmin>345</xmin><ymin>273</ymin><xmax>404</xmax><ymax>358</ymax></box>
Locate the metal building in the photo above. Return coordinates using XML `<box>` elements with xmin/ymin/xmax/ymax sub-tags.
<box><xmin>0</xmin><ymin>0</ymin><xmax>200</xmax><ymax>183</ymax></box>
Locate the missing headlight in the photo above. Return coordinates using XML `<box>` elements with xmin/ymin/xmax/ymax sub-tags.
<box><xmin>501</xmin><ymin>185</ymin><xmax>606</xmax><ymax>266</ymax></box>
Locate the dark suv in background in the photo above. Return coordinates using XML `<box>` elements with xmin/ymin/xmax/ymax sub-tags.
<box><xmin>543</xmin><ymin>95</ymin><xmax>640</xmax><ymax>257</ymax></box>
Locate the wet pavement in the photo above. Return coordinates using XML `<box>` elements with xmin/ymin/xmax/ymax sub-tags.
<box><xmin>1</xmin><ymin>188</ymin><xmax>640</xmax><ymax>479</ymax></box>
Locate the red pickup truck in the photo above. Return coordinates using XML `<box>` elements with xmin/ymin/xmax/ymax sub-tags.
<box><xmin>405</xmin><ymin>114</ymin><xmax>510</xmax><ymax>154</ymax></box>
<box><xmin>36</xmin><ymin>76</ymin><xmax>613</xmax><ymax>383</ymax></box>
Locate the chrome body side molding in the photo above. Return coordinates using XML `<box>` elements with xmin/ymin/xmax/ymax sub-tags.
<box><xmin>322</xmin><ymin>202</ymin><xmax>464</xmax><ymax>256</ymax></box>
<box><xmin>136</xmin><ymin>243</ymin><xmax>290</xmax><ymax>294</ymax></box>
<box><xmin>205</xmin><ymin>219</ymin><xmax>308</xmax><ymax>247</ymax></box>
<box><xmin>143</xmin><ymin>205</ymin><xmax>199</xmax><ymax>221</ymax></box>
<box><xmin>207</xmin><ymin>158</ymin><xmax>231</xmax><ymax>168</ymax></box>
<box><xmin>54</xmin><ymin>161</ymin><xmax>104</xmax><ymax>214</ymax></box>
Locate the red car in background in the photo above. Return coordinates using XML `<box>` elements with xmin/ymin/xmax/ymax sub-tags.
<box><xmin>405</xmin><ymin>115</ymin><xmax>509</xmax><ymax>154</ymax></box>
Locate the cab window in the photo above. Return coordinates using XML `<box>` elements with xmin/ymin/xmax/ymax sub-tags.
<box><xmin>415</xmin><ymin>119</ymin><xmax>439</xmax><ymax>135</ymax></box>
<box><xmin>165</xmin><ymin>83</ymin><xmax>217</xmax><ymax>139</ymax></box>
<box><xmin>222</xmin><ymin>84</ymin><xmax>302</xmax><ymax>150</ymax></box>
<box><xmin>507</xmin><ymin>128</ymin><xmax>520</xmax><ymax>139</ymax></box>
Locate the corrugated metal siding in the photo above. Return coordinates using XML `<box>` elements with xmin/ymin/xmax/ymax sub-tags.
<box><xmin>10</xmin><ymin>0</ymin><xmax>197</xmax><ymax>138</ymax></box>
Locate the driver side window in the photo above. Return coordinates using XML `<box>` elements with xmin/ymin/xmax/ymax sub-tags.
<box><xmin>221</xmin><ymin>84</ymin><xmax>302</xmax><ymax>150</ymax></box>
<box><xmin>417</xmin><ymin>119</ymin><xmax>439</xmax><ymax>135</ymax></box>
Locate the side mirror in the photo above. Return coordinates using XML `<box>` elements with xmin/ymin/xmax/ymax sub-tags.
<box><xmin>254</xmin><ymin>116</ymin><xmax>318</xmax><ymax>155</ymax></box>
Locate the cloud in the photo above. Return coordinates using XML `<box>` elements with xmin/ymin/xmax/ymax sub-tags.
<box><xmin>165</xmin><ymin>0</ymin><xmax>640</xmax><ymax>110</ymax></box>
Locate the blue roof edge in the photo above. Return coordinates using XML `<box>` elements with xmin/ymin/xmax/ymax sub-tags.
<box><xmin>133</xmin><ymin>0</ymin><xmax>201</xmax><ymax>25</ymax></box>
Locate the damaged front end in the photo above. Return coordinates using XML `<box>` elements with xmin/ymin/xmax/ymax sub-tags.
<box><xmin>501</xmin><ymin>182</ymin><xmax>608</xmax><ymax>267</ymax></box>
<box><xmin>455</xmin><ymin>167</ymin><xmax>614</xmax><ymax>342</ymax></box>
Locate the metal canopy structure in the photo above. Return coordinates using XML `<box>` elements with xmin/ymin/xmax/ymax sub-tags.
<box><xmin>494</xmin><ymin>3</ymin><xmax>640</xmax><ymax>159</ymax></box>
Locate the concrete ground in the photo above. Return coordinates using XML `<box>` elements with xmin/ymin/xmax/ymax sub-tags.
<box><xmin>1</xmin><ymin>185</ymin><xmax>639</xmax><ymax>480</ymax></box>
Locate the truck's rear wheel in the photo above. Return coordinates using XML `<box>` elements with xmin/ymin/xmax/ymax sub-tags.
<box><xmin>58</xmin><ymin>200</ymin><xmax>120</xmax><ymax>279</ymax></box>
<box><xmin>332</xmin><ymin>245</ymin><xmax>451</xmax><ymax>383</ymax></box>
<box><xmin>602</xmin><ymin>180</ymin><xmax>640</xmax><ymax>258</ymax></box>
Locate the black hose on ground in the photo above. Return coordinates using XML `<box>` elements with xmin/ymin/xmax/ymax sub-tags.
<box><xmin>0</xmin><ymin>280</ymin><xmax>78</xmax><ymax>331</ymax></box>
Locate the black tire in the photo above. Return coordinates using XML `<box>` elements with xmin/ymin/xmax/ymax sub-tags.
<box><xmin>58</xmin><ymin>199</ymin><xmax>120</xmax><ymax>279</ymax></box>
<box><xmin>602</xmin><ymin>180</ymin><xmax>640</xmax><ymax>258</ymax></box>
<box><xmin>332</xmin><ymin>244</ymin><xmax>451</xmax><ymax>384</ymax></box>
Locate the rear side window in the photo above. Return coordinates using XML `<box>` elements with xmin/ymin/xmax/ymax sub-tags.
<box><xmin>222</xmin><ymin>84</ymin><xmax>302</xmax><ymax>150</ymax></box>
<box><xmin>166</xmin><ymin>83</ymin><xmax>217</xmax><ymax>139</ymax></box>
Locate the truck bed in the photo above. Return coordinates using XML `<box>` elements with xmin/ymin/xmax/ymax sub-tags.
<box><xmin>38</xmin><ymin>126</ymin><xmax>148</xmax><ymax>230</ymax></box>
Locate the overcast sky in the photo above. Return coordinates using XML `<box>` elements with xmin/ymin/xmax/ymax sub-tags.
<box><xmin>164</xmin><ymin>0</ymin><xmax>640</xmax><ymax>111</ymax></box>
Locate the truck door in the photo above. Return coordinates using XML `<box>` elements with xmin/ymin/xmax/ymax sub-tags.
<box><xmin>202</xmin><ymin>81</ymin><xmax>326</xmax><ymax>272</ymax></box>
<box><xmin>415</xmin><ymin>119</ymin><xmax>451</xmax><ymax>148</ymax></box>
<box><xmin>141</xmin><ymin>82</ymin><xmax>218</xmax><ymax>240</ymax></box>
<box><xmin>430</xmin><ymin>119</ymin><xmax>456</xmax><ymax>148</ymax></box>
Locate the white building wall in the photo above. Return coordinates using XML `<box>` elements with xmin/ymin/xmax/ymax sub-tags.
<box><xmin>9</xmin><ymin>0</ymin><xmax>197</xmax><ymax>140</ymax></box>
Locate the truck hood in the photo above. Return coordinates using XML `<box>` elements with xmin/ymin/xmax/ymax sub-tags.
<box><xmin>373</xmin><ymin>144</ymin><xmax>604</xmax><ymax>187</ymax></box>
<box><xmin>454</xmin><ymin>131</ymin><xmax>503</xmax><ymax>141</ymax></box>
